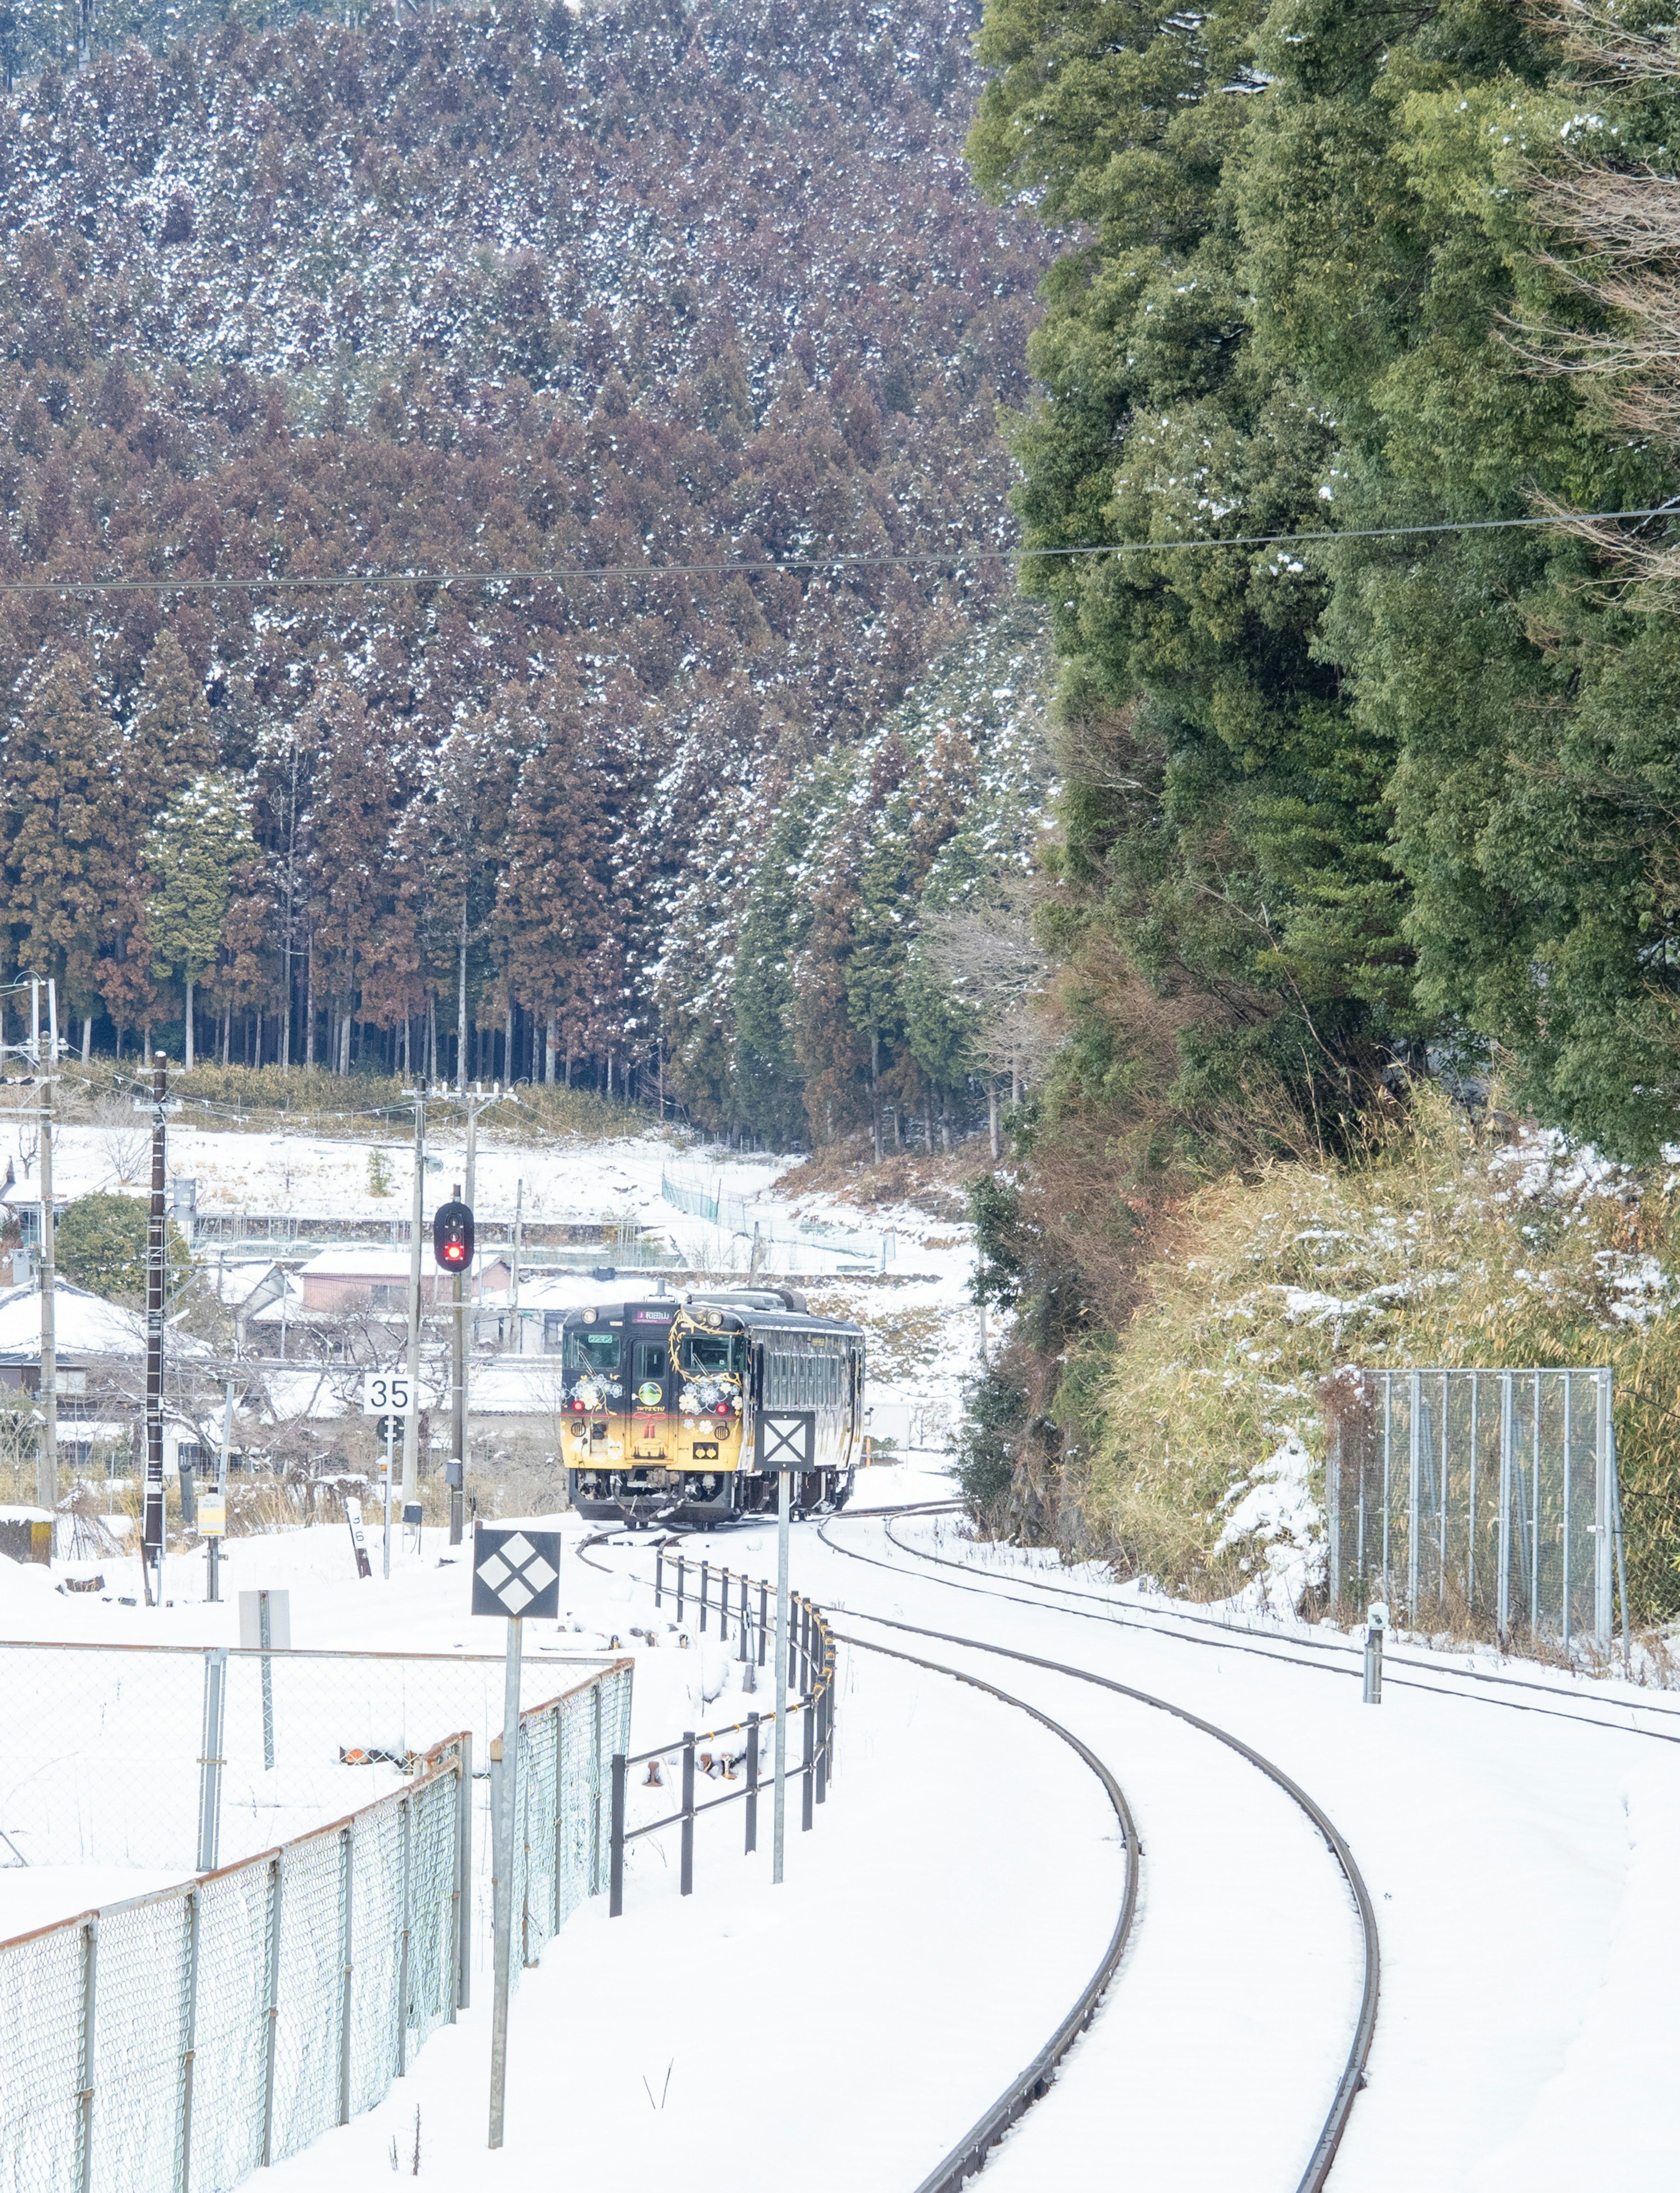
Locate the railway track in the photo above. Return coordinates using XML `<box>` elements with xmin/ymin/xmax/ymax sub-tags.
<box><xmin>582</xmin><ymin>1511</ymin><xmax>1379</xmax><ymax>2193</ymax></box>
<box><xmin>861</xmin><ymin>1508</ymin><xmax>1680</xmax><ymax>1747</ymax></box>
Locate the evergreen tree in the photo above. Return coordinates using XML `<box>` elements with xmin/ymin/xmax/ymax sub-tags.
<box><xmin>0</xmin><ymin>651</ymin><xmax>117</xmax><ymax>1020</ymax></box>
<box><xmin>141</xmin><ymin>773</ymin><xmax>256</xmax><ymax>1068</ymax></box>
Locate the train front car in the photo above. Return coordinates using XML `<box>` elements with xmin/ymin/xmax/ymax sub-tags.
<box><xmin>562</xmin><ymin>1289</ymin><xmax>864</xmax><ymax>1526</ymax></box>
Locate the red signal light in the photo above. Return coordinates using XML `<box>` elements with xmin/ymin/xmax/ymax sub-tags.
<box><xmin>432</xmin><ymin>1198</ymin><xmax>475</xmax><ymax>1272</ymax></box>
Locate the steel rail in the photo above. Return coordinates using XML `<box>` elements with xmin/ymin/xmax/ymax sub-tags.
<box><xmin>864</xmin><ymin>1514</ymin><xmax>1680</xmax><ymax>1745</ymax></box>
<box><xmin>581</xmin><ymin>1525</ymin><xmax>1146</xmax><ymax>2186</ymax></box>
<box><xmin>818</xmin><ymin>1521</ymin><xmax>1381</xmax><ymax>2193</ymax></box>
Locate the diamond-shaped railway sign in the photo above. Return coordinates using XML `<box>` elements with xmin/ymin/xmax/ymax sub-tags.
<box><xmin>472</xmin><ymin>1525</ymin><xmax>562</xmax><ymax>1621</ymax></box>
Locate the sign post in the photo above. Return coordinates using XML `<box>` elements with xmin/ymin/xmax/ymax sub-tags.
<box><xmin>362</xmin><ymin>1371</ymin><xmax>412</xmax><ymax>1579</ymax></box>
<box><xmin>433</xmin><ymin>1192</ymin><xmax>474</xmax><ymax>1547</ymax></box>
<box><xmin>471</xmin><ymin>1522</ymin><xmax>561</xmax><ymax>2149</ymax></box>
<box><xmin>755</xmin><ymin>1411</ymin><xmax>815</xmax><ymax>1887</ymax></box>
<box><xmin>140</xmin><ymin>1052</ymin><xmax>171</xmax><ymax>1608</ymax></box>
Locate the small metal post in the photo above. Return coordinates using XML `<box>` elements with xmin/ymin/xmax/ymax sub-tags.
<box><xmin>552</xmin><ymin>1703</ymin><xmax>564</xmax><ymax>1938</ymax></box>
<box><xmin>77</xmin><ymin>1917</ymin><xmax>97</xmax><ymax>2193</ymax></box>
<box><xmin>738</xmin><ymin>1575</ymin><xmax>749</xmax><ymax>1661</ymax></box>
<box><xmin>654</xmin><ymin>1549</ymin><xmax>663</xmax><ymax>1609</ymax></box>
<box><xmin>396</xmin><ymin>1795</ymin><xmax>413</xmax><ymax>2076</ymax></box>
<box><xmin>718</xmin><ymin>1567</ymin><xmax>729</xmax><ymax>1643</ymax></box>
<box><xmin>454</xmin><ymin>1735</ymin><xmax>472</xmax><ymax>2012</ymax></box>
<box><xmin>178</xmin><ymin>1890</ymin><xmax>199</xmax><ymax>2193</ymax></box>
<box><xmin>801</xmin><ymin>1699</ymin><xmax>814</xmax><ymax>1831</ymax></box>
<box><xmin>383</xmin><ymin>1411</ymin><xmax>393</xmax><ymax>1583</ymax></box>
<box><xmin>745</xmin><ymin>1710</ymin><xmax>760</xmax><ymax>1854</ymax></box>
<box><xmin>261</xmin><ymin>1859</ymin><xmax>282</xmax><ymax>2168</ymax></box>
<box><xmin>489</xmin><ymin>1616</ymin><xmax>522</xmax><ymax>2149</ymax></box>
<box><xmin>1562</xmin><ymin>1370</ymin><xmax>1574</xmax><ymax>1650</ymax></box>
<box><xmin>1363</xmin><ymin>1602</ymin><xmax>1388</xmax><ymax>1704</ymax></box>
<box><xmin>196</xmin><ymin>1647</ymin><xmax>226</xmax><ymax>1872</ymax></box>
<box><xmin>773</xmin><ymin>1468</ymin><xmax>790</xmax><ymax>1885</ymax></box>
<box><xmin>608</xmin><ymin>1752</ymin><xmax>626</xmax><ymax>1917</ymax></box>
<box><xmin>699</xmin><ymin>1559</ymin><xmax>708</xmax><ymax>1633</ymax></box>
<box><xmin>337</xmin><ymin>1828</ymin><xmax>353</xmax><ymax>2122</ymax></box>
<box><xmin>676</xmin><ymin>1555</ymin><xmax>685</xmax><ymax>1623</ymax></box>
<box><xmin>589</xmin><ymin>1685</ymin><xmax>603</xmax><ymax>1899</ymax></box>
<box><xmin>758</xmin><ymin>1580</ymin><xmax>768</xmax><ymax>1667</ymax></box>
<box><xmin>1498</xmin><ymin>1371</ymin><xmax>1514</xmax><ymax>1638</ymax></box>
<box><xmin>1407</xmin><ymin>1368</ymin><xmax>1421</xmax><ymax>1617</ymax></box>
<box><xmin>816</xmin><ymin>1684</ymin><xmax>827</xmax><ymax>1807</ymax></box>
<box><xmin>259</xmin><ymin>1588</ymin><xmax>275</xmax><ymax>1773</ymax></box>
<box><xmin>680</xmin><ymin>1731</ymin><xmax>696</xmax><ymax>1896</ymax></box>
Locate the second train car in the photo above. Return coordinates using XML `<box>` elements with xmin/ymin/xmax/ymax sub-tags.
<box><xmin>562</xmin><ymin>1287</ymin><xmax>864</xmax><ymax>1526</ymax></box>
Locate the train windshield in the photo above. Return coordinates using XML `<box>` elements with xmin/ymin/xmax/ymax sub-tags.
<box><xmin>565</xmin><ymin>1325</ymin><xmax>621</xmax><ymax>1374</ymax></box>
<box><xmin>678</xmin><ymin>1327</ymin><xmax>743</xmax><ymax>1376</ymax></box>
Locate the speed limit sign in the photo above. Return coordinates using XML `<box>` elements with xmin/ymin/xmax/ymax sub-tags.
<box><xmin>361</xmin><ymin>1370</ymin><xmax>413</xmax><ymax>1417</ymax></box>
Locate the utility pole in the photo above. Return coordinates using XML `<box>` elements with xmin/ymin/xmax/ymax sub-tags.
<box><xmin>141</xmin><ymin>1051</ymin><xmax>169</xmax><ymax>1608</ymax></box>
<box><xmin>402</xmin><ymin>1083</ymin><xmax>427</xmax><ymax>1509</ymax></box>
<box><xmin>32</xmin><ymin>979</ymin><xmax>58</xmax><ymax>1520</ymax></box>
<box><xmin>449</xmin><ymin>1180</ymin><xmax>466</xmax><ymax>1548</ymax></box>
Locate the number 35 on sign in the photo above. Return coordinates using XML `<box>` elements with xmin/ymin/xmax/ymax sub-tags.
<box><xmin>361</xmin><ymin>1371</ymin><xmax>413</xmax><ymax>1417</ymax></box>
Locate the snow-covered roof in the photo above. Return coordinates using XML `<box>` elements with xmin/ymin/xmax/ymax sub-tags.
<box><xmin>0</xmin><ymin>1280</ymin><xmax>147</xmax><ymax>1360</ymax></box>
<box><xmin>511</xmin><ymin>1273</ymin><xmax>676</xmax><ymax>1309</ymax></box>
<box><xmin>0</xmin><ymin>1280</ymin><xmax>212</xmax><ymax>1362</ymax></box>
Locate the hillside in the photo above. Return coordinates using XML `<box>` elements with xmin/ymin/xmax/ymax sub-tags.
<box><xmin>0</xmin><ymin>0</ymin><xmax>1052</xmax><ymax>1135</ymax></box>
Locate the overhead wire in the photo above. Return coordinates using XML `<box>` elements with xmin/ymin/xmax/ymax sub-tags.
<box><xmin>1</xmin><ymin>504</ymin><xmax>1675</xmax><ymax>596</ymax></box>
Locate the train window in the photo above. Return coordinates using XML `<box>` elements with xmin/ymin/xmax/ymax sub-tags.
<box><xmin>633</xmin><ymin>1339</ymin><xmax>668</xmax><ymax>1385</ymax></box>
<box><xmin>566</xmin><ymin>1326</ymin><xmax>620</xmax><ymax>1373</ymax></box>
<box><xmin>678</xmin><ymin>1328</ymin><xmax>742</xmax><ymax>1377</ymax></box>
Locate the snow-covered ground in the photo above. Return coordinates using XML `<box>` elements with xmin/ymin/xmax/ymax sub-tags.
<box><xmin>4</xmin><ymin>1117</ymin><xmax>1678</xmax><ymax>2186</ymax></box>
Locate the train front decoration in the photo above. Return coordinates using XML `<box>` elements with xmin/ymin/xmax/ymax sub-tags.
<box><xmin>562</xmin><ymin>1287</ymin><xmax>864</xmax><ymax>1525</ymax></box>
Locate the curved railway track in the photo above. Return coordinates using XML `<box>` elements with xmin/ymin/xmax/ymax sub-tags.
<box><xmin>581</xmin><ymin>1513</ymin><xmax>1380</xmax><ymax>2193</ymax></box>
<box><xmin>860</xmin><ymin>1508</ymin><xmax>1680</xmax><ymax>1747</ymax></box>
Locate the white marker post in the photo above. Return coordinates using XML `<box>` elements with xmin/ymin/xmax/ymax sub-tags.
<box><xmin>470</xmin><ymin>1522</ymin><xmax>561</xmax><ymax>2150</ymax></box>
<box><xmin>773</xmin><ymin>1464</ymin><xmax>790</xmax><ymax>1885</ymax></box>
<box><xmin>360</xmin><ymin>1370</ymin><xmax>412</xmax><ymax>1581</ymax></box>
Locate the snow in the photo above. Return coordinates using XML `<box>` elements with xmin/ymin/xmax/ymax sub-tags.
<box><xmin>0</xmin><ymin>1279</ymin><xmax>151</xmax><ymax>1361</ymax></box>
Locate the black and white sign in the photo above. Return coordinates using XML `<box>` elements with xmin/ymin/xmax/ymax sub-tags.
<box><xmin>755</xmin><ymin>1411</ymin><xmax>816</xmax><ymax>1472</ymax></box>
<box><xmin>361</xmin><ymin>1370</ymin><xmax>413</xmax><ymax>1416</ymax></box>
<box><xmin>472</xmin><ymin>1524</ymin><xmax>561</xmax><ymax>1620</ymax></box>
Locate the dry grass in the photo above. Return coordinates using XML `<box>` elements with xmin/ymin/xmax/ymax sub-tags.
<box><xmin>1061</xmin><ymin>1084</ymin><xmax>1680</xmax><ymax>1624</ymax></box>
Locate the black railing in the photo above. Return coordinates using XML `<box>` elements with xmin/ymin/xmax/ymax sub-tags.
<box><xmin>607</xmin><ymin>1555</ymin><xmax>836</xmax><ymax>1916</ymax></box>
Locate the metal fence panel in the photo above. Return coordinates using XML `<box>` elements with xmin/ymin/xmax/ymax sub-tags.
<box><xmin>189</xmin><ymin>1867</ymin><xmax>270</xmax><ymax>2193</ymax></box>
<box><xmin>1329</xmin><ymin>1366</ymin><xmax>1617</xmax><ymax>1642</ymax></box>
<box><xmin>0</xmin><ymin>1660</ymin><xmax>627</xmax><ymax>2193</ymax></box>
<box><xmin>0</xmin><ymin>1921</ymin><xmax>84</xmax><ymax>2193</ymax></box>
<box><xmin>88</xmin><ymin>1896</ymin><xmax>190</xmax><ymax>2193</ymax></box>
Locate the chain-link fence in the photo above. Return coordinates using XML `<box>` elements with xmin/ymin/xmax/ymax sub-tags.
<box><xmin>1326</xmin><ymin>1366</ymin><xmax>1624</xmax><ymax>1645</ymax></box>
<box><xmin>0</xmin><ymin>1656</ymin><xmax>632</xmax><ymax>2193</ymax></box>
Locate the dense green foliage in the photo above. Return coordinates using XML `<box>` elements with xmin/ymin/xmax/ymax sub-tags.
<box><xmin>964</xmin><ymin>0</ymin><xmax>1680</xmax><ymax>1535</ymax></box>
<box><xmin>56</xmin><ymin>1193</ymin><xmax>188</xmax><ymax>1301</ymax></box>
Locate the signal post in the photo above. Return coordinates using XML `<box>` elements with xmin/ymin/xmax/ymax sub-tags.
<box><xmin>434</xmin><ymin>1190</ymin><xmax>474</xmax><ymax>1543</ymax></box>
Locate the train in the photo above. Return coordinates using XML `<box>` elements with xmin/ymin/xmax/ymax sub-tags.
<box><xmin>561</xmin><ymin>1286</ymin><xmax>864</xmax><ymax>1526</ymax></box>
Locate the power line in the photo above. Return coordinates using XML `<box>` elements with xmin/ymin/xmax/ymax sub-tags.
<box><xmin>3</xmin><ymin>504</ymin><xmax>1674</xmax><ymax>597</ymax></box>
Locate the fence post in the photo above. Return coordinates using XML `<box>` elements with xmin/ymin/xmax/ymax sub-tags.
<box><xmin>1407</xmin><ymin>1368</ymin><xmax>1421</xmax><ymax>1617</ymax></box>
<box><xmin>758</xmin><ymin>1580</ymin><xmax>767</xmax><ymax>1667</ymax></box>
<box><xmin>609</xmin><ymin>1752</ymin><xmax>626</xmax><ymax>1917</ymax></box>
<box><xmin>738</xmin><ymin>1576</ymin><xmax>749</xmax><ymax>1662</ymax></box>
<box><xmin>654</xmin><ymin>1548</ymin><xmax>664</xmax><ymax>1609</ymax></box>
<box><xmin>745</xmin><ymin>1711</ymin><xmax>759</xmax><ymax>1855</ymax></box>
<box><xmin>196</xmin><ymin>1647</ymin><xmax>227</xmax><ymax>1874</ymax></box>
<box><xmin>680</xmin><ymin>1731</ymin><xmax>696</xmax><ymax>1896</ymax></box>
<box><xmin>520</xmin><ymin>1717</ymin><xmax>534</xmax><ymax>1969</ymax></box>
<box><xmin>454</xmin><ymin>1735</ymin><xmax>472</xmax><ymax>2013</ymax></box>
<box><xmin>337</xmin><ymin>1827</ymin><xmax>353</xmax><ymax>2122</ymax></box>
<box><xmin>801</xmin><ymin>1700</ymin><xmax>814</xmax><ymax>1833</ymax></box>
<box><xmin>77</xmin><ymin>1917</ymin><xmax>96</xmax><ymax>2193</ymax></box>
<box><xmin>589</xmin><ymin>1686</ymin><xmax>604</xmax><ymax>1897</ymax></box>
<box><xmin>699</xmin><ymin>1561</ymin><xmax>708</xmax><ymax>1633</ymax></box>
<box><xmin>1498</xmin><ymin>1371</ymin><xmax>1514</xmax><ymax>1639</ymax></box>
<box><xmin>261</xmin><ymin>1858</ymin><xmax>282</xmax><ymax>2169</ymax></box>
<box><xmin>816</xmin><ymin>1682</ymin><xmax>827</xmax><ymax>1808</ymax></box>
<box><xmin>718</xmin><ymin>1567</ymin><xmax>729</xmax><ymax>1643</ymax></box>
<box><xmin>552</xmin><ymin>1703</ymin><xmax>565</xmax><ymax>1937</ymax></box>
<box><xmin>178</xmin><ymin>1892</ymin><xmax>199</xmax><ymax>2193</ymax></box>
<box><xmin>676</xmin><ymin>1555</ymin><xmax>685</xmax><ymax>1623</ymax></box>
<box><xmin>396</xmin><ymin>1794</ymin><xmax>413</xmax><ymax>2077</ymax></box>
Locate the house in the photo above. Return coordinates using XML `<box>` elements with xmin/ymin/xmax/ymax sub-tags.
<box><xmin>0</xmin><ymin>1278</ymin><xmax>214</xmax><ymax>1477</ymax></box>
<box><xmin>294</xmin><ymin>1247</ymin><xmax>512</xmax><ymax>1315</ymax></box>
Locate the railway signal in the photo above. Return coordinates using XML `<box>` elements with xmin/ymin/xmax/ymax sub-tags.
<box><xmin>434</xmin><ymin>1193</ymin><xmax>473</xmax><ymax>1544</ymax></box>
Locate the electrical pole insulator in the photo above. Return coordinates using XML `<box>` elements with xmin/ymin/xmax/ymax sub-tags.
<box><xmin>433</xmin><ymin>1199</ymin><xmax>474</xmax><ymax>1271</ymax></box>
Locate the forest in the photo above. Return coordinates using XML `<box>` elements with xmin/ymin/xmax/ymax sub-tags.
<box><xmin>0</xmin><ymin>0</ymin><xmax>1052</xmax><ymax>1136</ymax></box>
<box><xmin>963</xmin><ymin>0</ymin><xmax>1680</xmax><ymax>1613</ymax></box>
